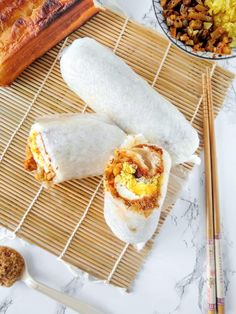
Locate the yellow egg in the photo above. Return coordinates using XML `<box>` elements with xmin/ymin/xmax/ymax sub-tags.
<box><xmin>116</xmin><ymin>162</ymin><xmax>161</xmax><ymax>197</ymax></box>
<box><xmin>29</xmin><ymin>132</ymin><xmax>44</xmax><ymax>168</ymax></box>
<box><xmin>206</xmin><ymin>0</ymin><xmax>236</xmax><ymax>47</ymax></box>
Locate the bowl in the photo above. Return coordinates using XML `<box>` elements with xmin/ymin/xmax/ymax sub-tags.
<box><xmin>153</xmin><ymin>0</ymin><xmax>236</xmax><ymax>60</ymax></box>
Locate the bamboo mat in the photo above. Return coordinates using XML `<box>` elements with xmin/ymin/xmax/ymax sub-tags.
<box><xmin>0</xmin><ymin>8</ymin><xmax>234</xmax><ymax>290</ymax></box>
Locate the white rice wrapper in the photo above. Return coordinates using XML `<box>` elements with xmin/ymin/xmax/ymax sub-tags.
<box><xmin>60</xmin><ymin>37</ymin><xmax>200</xmax><ymax>165</ymax></box>
<box><xmin>29</xmin><ymin>113</ymin><xmax>126</xmax><ymax>184</ymax></box>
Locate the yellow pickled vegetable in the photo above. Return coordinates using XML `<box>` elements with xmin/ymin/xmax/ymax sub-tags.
<box><xmin>205</xmin><ymin>0</ymin><xmax>236</xmax><ymax>47</ymax></box>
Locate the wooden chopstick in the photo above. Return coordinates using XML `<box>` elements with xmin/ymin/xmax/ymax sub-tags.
<box><xmin>202</xmin><ymin>73</ymin><xmax>217</xmax><ymax>314</ymax></box>
<box><xmin>206</xmin><ymin>68</ymin><xmax>225</xmax><ymax>314</ymax></box>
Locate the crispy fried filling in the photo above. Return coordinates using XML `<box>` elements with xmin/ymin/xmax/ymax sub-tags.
<box><xmin>104</xmin><ymin>144</ymin><xmax>164</xmax><ymax>216</ymax></box>
<box><xmin>24</xmin><ymin>131</ymin><xmax>55</xmax><ymax>183</ymax></box>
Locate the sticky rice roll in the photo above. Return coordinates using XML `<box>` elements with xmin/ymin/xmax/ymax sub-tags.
<box><xmin>104</xmin><ymin>139</ymin><xmax>171</xmax><ymax>244</ymax></box>
<box><xmin>24</xmin><ymin>113</ymin><xmax>126</xmax><ymax>186</ymax></box>
<box><xmin>60</xmin><ymin>37</ymin><xmax>200</xmax><ymax>165</ymax></box>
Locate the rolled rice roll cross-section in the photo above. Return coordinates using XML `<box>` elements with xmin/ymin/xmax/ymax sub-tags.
<box><xmin>24</xmin><ymin>113</ymin><xmax>126</xmax><ymax>186</ymax></box>
<box><xmin>104</xmin><ymin>137</ymin><xmax>171</xmax><ymax>244</ymax></box>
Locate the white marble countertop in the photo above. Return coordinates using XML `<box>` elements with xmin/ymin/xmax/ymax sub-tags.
<box><xmin>1</xmin><ymin>1</ymin><xmax>236</xmax><ymax>314</ymax></box>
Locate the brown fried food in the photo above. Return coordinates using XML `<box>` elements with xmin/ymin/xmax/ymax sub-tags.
<box><xmin>161</xmin><ymin>0</ymin><xmax>232</xmax><ymax>55</ymax></box>
<box><xmin>188</xmin><ymin>11</ymin><xmax>212</xmax><ymax>22</ymax></box>
<box><xmin>0</xmin><ymin>247</ymin><xmax>25</xmax><ymax>287</ymax></box>
<box><xmin>183</xmin><ymin>0</ymin><xmax>191</xmax><ymax>5</ymax></box>
<box><xmin>170</xmin><ymin>26</ymin><xmax>177</xmax><ymax>37</ymax></box>
<box><xmin>167</xmin><ymin>0</ymin><xmax>182</xmax><ymax>9</ymax></box>
<box><xmin>195</xmin><ymin>4</ymin><xmax>208</xmax><ymax>12</ymax></box>
<box><xmin>210</xmin><ymin>26</ymin><xmax>225</xmax><ymax>40</ymax></box>
<box><xmin>174</xmin><ymin>16</ymin><xmax>183</xmax><ymax>28</ymax></box>
<box><xmin>24</xmin><ymin>144</ymin><xmax>37</xmax><ymax>171</ymax></box>
<box><xmin>180</xmin><ymin>33</ymin><xmax>189</xmax><ymax>41</ymax></box>
<box><xmin>161</xmin><ymin>0</ymin><xmax>168</xmax><ymax>6</ymax></box>
<box><xmin>189</xmin><ymin>20</ymin><xmax>202</xmax><ymax>30</ymax></box>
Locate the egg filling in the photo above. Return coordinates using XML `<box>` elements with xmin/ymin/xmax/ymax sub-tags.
<box><xmin>24</xmin><ymin>131</ymin><xmax>55</xmax><ymax>183</ymax></box>
<box><xmin>115</xmin><ymin>162</ymin><xmax>162</xmax><ymax>200</ymax></box>
<box><xmin>104</xmin><ymin>144</ymin><xmax>164</xmax><ymax>216</ymax></box>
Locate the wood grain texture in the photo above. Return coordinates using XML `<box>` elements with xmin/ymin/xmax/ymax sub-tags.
<box><xmin>0</xmin><ymin>9</ymin><xmax>234</xmax><ymax>289</ymax></box>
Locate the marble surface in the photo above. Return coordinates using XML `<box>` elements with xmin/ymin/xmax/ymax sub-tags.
<box><xmin>1</xmin><ymin>1</ymin><xmax>236</xmax><ymax>313</ymax></box>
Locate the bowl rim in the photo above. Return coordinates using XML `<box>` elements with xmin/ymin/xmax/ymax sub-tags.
<box><xmin>152</xmin><ymin>0</ymin><xmax>236</xmax><ymax>61</ymax></box>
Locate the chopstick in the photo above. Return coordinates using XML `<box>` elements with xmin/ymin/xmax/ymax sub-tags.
<box><xmin>202</xmin><ymin>72</ymin><xmax>216</xmax><ymax>314</ymax></box>
<box><xmin>206</xmin><ymin>68</ymin><xmax>225</xmax><ymax>314</ymax></box>
<box><xmin>202</xmin><ymin>69</ymin><xmax>225</xmax><ymax>314</ymax></box>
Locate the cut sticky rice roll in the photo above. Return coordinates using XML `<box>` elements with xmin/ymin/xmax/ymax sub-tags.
<box><xmin>104</xmin><ymin>136</ymin><xmax>171</xmax><ymax>244</ymax></box>
<box><xmin>24</xmin><ymin>113</ymin><xmax>126</xmax><ymax>186</ymax></box>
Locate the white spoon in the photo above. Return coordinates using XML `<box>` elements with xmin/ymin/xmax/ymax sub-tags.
<box><xmin>21</xmin><ymin>258</ymin><xmax>103</xmax><ymax>314</ymax></box>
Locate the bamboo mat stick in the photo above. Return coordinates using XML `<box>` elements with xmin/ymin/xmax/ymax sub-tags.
<box><xmin>202</xmin><ymin>73</ymin><xmax>216</xmax><ymax>314</ymax></box>
<box><xmin>206</xmin><ymin>68</ymin><xmax>225</xmax><ymax>314</ymax></box>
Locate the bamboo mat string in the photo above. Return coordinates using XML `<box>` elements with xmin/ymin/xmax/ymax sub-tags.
<box><xmin>113</xmin><ymin>17</ymin><xmax>129</xmax><ymax>54</ymax></box>
<box><xmin>106</xmin><ymin>243</ymin><xmax>129</xmax><ymax>284</ymax></box>
<box><xmin>152</xmin><ymin>41</ymin><xmax>171</xmax><ymax>88</ymax></box>
<box><xmin>191</xmin><ymin>63</ymin><xmax>217</xmax><ymax>125</ymax></box>
<box><xmin>82</xmin><ymin>104</ymin><xmax>88</xmax><ymax>113</ymax></box>
<box><xmin>14</xmin><ymin>185</ymin><xmax>44</xmax><ymax>234</ymax></box>
<box><xmin>190</xmin><ymin>95</ymin><xmax>203</xmax><ymax>125</ymax></box>
<box><xmin>58</xmin><ymin>178</ymin><xmax>103</xmax><ymax>260</ymax></box>
<box><xmin>0</xmin><ymin>37</ymin><xmax>69</xmax><ymax>163</ymax></box>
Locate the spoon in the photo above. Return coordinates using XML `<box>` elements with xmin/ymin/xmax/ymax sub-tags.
<box><xmin>22</xmin><ymin>261</ymin><xmax>103</xmax><ymax>314</ymax></box>
<box><xmin>0</xmin><ymin>247</ymin><xmax>102</xmax><ymax>314</ymax></box>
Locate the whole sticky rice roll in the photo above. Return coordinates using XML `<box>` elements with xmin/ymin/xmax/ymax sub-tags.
<box><xmin>60</xmin><ymin>37</ymin><xmax>200</xmax><ymax>165</ymax></box>
<box><xmin>24</xmin><ymin>113</ymin><xmax>126</xmax><ymax>186</ymax></box>
<box><xmin>103</xmin><ymin>136</ymin><xmax>171</xmax><ymax>244</ymax></box>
